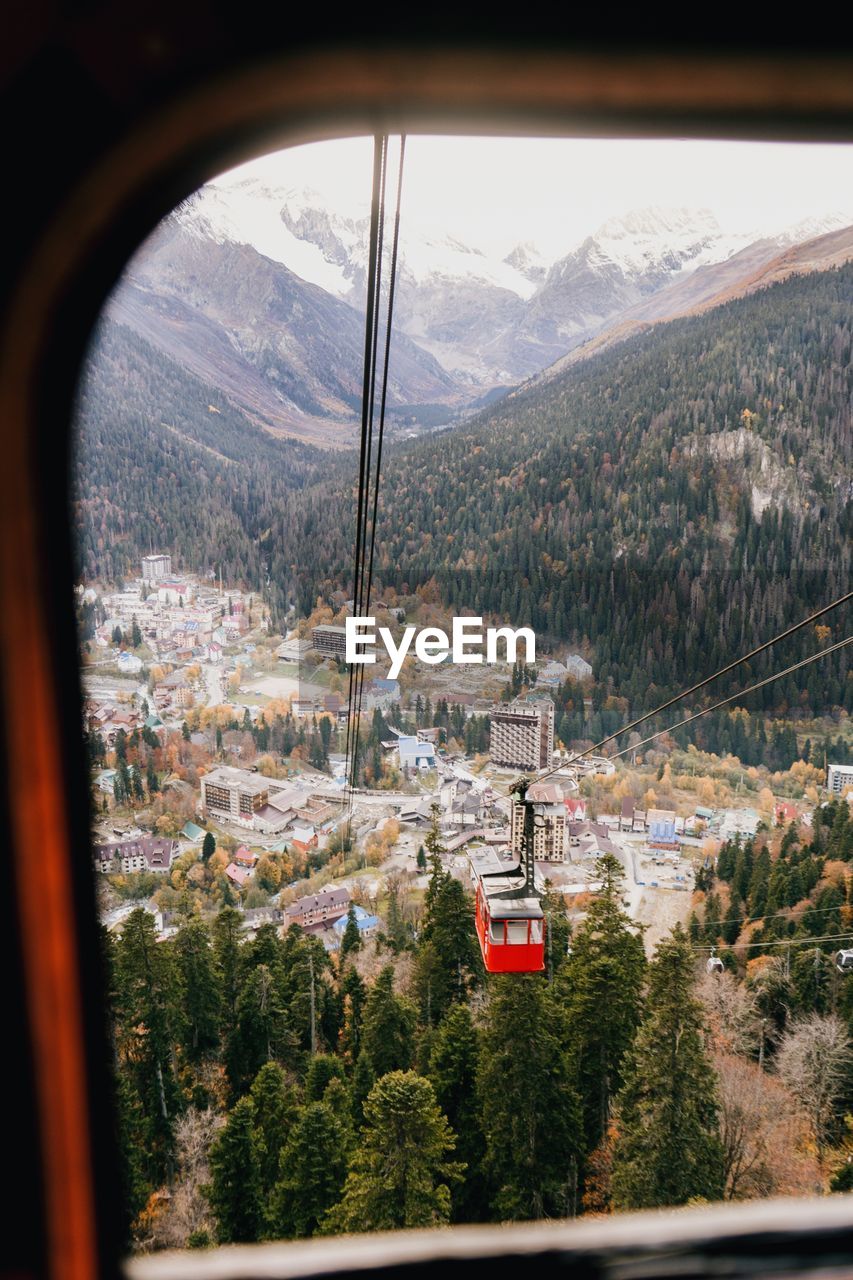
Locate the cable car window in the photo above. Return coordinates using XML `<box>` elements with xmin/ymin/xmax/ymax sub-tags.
<box><xmin>71</xmin><ymin>130</ymin><xmax>853</xmax><ymax>1254</ymax></box>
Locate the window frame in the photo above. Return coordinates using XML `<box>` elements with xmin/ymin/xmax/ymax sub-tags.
<box><xmin>3</xmin><ymin>38</ymin><xmax>853</xmax><ymax>1280</ymax></box>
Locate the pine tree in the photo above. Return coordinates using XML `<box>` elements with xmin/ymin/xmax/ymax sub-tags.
<box><xmin>130</xmin><ymin>763</ymin><xmax>144</xmax><ymax>802</ymax></box>
<box><xmin>478</xmin><ymin>975</ymin><xmax>582</xmax><ymax>1220</ymax></box>
<box><xmin>541</xmin><ymin>883</ymin><xmax>572</xmax><ymax>979</ymax></box>
<box><xmin>113</xmin><ymin>1071</ymin><xmax>151</xmax><ymax>1240</ymax></box>
<box><xmin>202</xmin><ymin>831</ymin><xmax>216</xmax><ymax>862</ymax></box>
<box><xmin>351</xmin><ymin>1050</ymin><xmax>375</xmax><ymax>1128</ymax></box>
<box><xmin>339</xmin><ymin>904</ymin><xmax>362</xmax><ymax>961</ymax></box>
<box><xmin>428</xmin><ymin>1004</ymin><xmax>487</xmax><ymax>1222</ymax></box>
<box><xmin>281</xmin><ymin>933</ymin><xmax>339</xmax><ymax>1055</ymax></box>
<box><xmin>339</xmin><ymin>964</ymin><xmax>366</xmax><ymax>1066</ymax></box>
<box><xmin>249</xmin><ymin>1061</ymin><xmax>300</xmax><ymax>1201</ymax></box>
<box><xmin>385</xmin><ymin>887</ymin><xmax>408</xmax><ymax>951</ymax></box>
<box><xmin>212</xmin><ymin>906</ymin><xmax>242</xmax><ymax>1038</ymax></box>
<box><xmin>145</xmin><ymin>758</ymin><xmax>159</xmax><ymax>794</ymax></box>
<box><xmin>732</xmin><ymin>841</ymin><xmax>755</xmax><ymax>903</ymax></box>
<box><xmin>113</xmin><ymin>908</ymin><xmax>179</xmax><ymax>1181</ymax></box>
<box><xmin>414</xmin><ymin>847</ymin><xmax>481</xmax><ymax>1025</ymax></box>
<box><xmin>272</xmin><ymin>1100</ymin><xmax>349</xmax><ymax>1238</ymax></box>
<box><xmin>610</xmin><ymin>925</ymin><xmax>725</xmax><ymax>1209</ymax></box>
<box><xmin>721</xmin><ymin>897</ymin><xmax>742</xmax><ymax>946</ymax></box>
<box><xmin>225</xmin><ymin>964</ymin><xmax>295</xmax><ymax>1093</ymax></box>
<box><xmin>174</xmin><ymin>918</ymin><xmax>221</xmax><ymax>1062</ymax></box>
<box><xmin>322</xmin><ymin>1071</ymin><xmax>462</xmax><ymax>1232</ymax></box>
<box><xmin>555</xmin><ymin>853</ymin><xmax>645</xmax><ymax>1160</ymax></box>
<box><xmin>361</xmin><ymin>966</ymin><xmax>415</xmax><ymax>1077</ymax></box>
<box><xmin>305</xmin><ymin>1054</ymin><xmax>347</xmax><ymax>1102</ymax></box>
<box><xmin>207</xmin><ymin>1096</ymin><xmax>263</xmax><ymax>1243</ymax></box>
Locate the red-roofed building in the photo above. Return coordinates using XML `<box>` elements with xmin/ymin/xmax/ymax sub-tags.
<box><xmin>775</xmin><ymin>800</ymin><xmax>799</xmax><ymax>825</ymax></box>
<box><xmin>234</xmin><ymin>845</ymin><xmax>259</xmax><ymax>868</ymax></box>
<box><xmin>291</xmin><ymin>837</ymin><xmax>316</xmax><ymax>857</ymax></box>
<box><xmin>225</xmin><ymin>863</ymin><xmax>249</xmax><ymax>887</ymax></box>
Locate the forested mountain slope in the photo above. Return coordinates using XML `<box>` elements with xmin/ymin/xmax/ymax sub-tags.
<box><xmin>73</xmin><ymin>321</ymin><xmax>344</xmax><ymax>586</ymax></box>
<box><xmin>75</xmin><ymin>264</ymin><xmax>852</xmax><ymax>719</ymax></box>
<box><xmin>264</xmin><ymin>263</ymin><xmax>852</xmax><ymax>715</ymax></box>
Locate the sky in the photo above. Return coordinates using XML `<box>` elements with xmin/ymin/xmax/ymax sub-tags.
<box><xmin>212</xmin><ymin>135</ymin><xmax>853</xmax><ymax>260</ymax></box>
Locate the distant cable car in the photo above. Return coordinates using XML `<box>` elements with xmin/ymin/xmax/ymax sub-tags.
<box><xmin>836</xmin><ymin>949</ymin><xmax>853</xmax><ymax>974</ymax></box>
<box><xmin>706</xmin><ymin>952</ymin><xmax>724</xmax><ymax>975</ymax></box>
<box><xmin>473</xmin><ymin>778</ymin><xmax>545</xmax><ymax>974</ymax></box>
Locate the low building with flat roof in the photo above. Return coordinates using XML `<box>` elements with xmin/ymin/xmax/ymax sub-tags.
<box><xmin>311</xmin><ymin>625</ymin><xmax>347</xmax><ymax>658</ymax></box>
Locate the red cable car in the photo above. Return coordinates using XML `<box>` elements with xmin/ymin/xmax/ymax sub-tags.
<box><xmin>472</xmin><ymin>779</ymin><xmax>545</xmax><ymax>974</ymax></box>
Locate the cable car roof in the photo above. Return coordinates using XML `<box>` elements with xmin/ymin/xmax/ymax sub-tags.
<box><xmin>486</xmin><ymin>897</ymin><xmax>544</xmax><ymax>919</ymax></box>
<box><xmin>469</xmin><ymin>845</ymin><xmax>546</xmax><ymax>891</ymax></box>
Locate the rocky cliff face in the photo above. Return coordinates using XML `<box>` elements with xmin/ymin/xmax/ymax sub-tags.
<box><xmin>107</xmin><ymin>214</ymin><xmax>463</xmax><ymax>437</ymax></box>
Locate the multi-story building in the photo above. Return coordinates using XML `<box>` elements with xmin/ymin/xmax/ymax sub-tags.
<box><xmin>141</xmin><ymin>553</ymin><xmax>172</xmax><ymax>583</ymax></box>
<box><xmin>286</xmin><ymin>886</ymin><xmax>351</xmax><ymax>930</ymax></box>
<box><xmin>509</xmin><ymin>782</ymin><xmax>586</xmax><ymax>861</ymax></box>
<box><xmin>93</xmin><ymin>836</ymin><xmax>177</xmax><ymax>874</ymax></box>
<box><xmin>200</xmin><ymin>765</ymin><xmax>270</xmax><ymax>827</ymax></box>
<box><xmin>490</xmin><ymin>698</ymin><xmax>554</xmax><ymax>771</ymax></box>
<box><xmin>828</xmin><ymin>763</ymin><xmax>853</xmax><ymax>794</ymax></box>
<box><xmin>311</xmin><ymin>624</ymin><xmax>347</xmax><ymax>658</ymax></box>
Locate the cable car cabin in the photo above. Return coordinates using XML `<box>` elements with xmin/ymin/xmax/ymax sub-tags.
<box><xmin>470</xmin><ymin>848</ymin><xmax>545</xmax><ymax>974</ymax></box>
<box><xmin>706</xmin><ymin>955</ymin><xmax>724</xmax><ymax>975</ymax></box>
<box><xmin>836</xmin><ymin>949</ymin><xmax>853</xmax><ymax>974</ymax></box>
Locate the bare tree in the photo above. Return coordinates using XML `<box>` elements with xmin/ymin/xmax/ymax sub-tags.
<box><xmin>714</xmin><ymin>1051</ymin><xmax>821</xmax><ymax>1199</ymax></box>
<box><xmin>157</xmin><ymin>1107</ymin><xmax>220</xmax><ymax>1248</ymax></box>
<box><xmin>699</xmin><ymin>970</ymin><xmax>764</xmax><ymax>1058</ymax></box>
<box><xmin>776</xmin><ymin>1013</ymin><xmax>852</xmax><ymax>1159</ymax></box>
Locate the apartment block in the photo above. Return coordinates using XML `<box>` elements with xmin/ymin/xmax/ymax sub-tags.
<box><xmin>490</xmin><ymin>698</ymin><xmax>554</xmax><ymax>771</ymax></box>
<box><xmin>828</xmin><ymin>763</ymin><xmax>853</xmax><ymax>794</ymax></box>
<box><xmin>311</xmin><ymin>624</ymin><xmax>348</xmax><ymax>658</ymax></box>
<box><xmin>201</xmin><ymin>765</ymin><xmax>270</xmax><ymax>827</ymax></box>
<box><xmin>510</xmin><ymin>781</ymin><xmax>567</xmax><ymax>861</ymax></box>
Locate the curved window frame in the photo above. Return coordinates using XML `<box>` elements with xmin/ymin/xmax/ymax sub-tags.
<box><xmin>3</xmin><ymin>40</ymin><xmax>853</xmax><ymax>1280</ymax></box>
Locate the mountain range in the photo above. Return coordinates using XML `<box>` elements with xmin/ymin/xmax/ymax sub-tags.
<box><xmin>101</xmin><ymin>179</ymin><xmax>851</xmax><ymax>445</ymax></box>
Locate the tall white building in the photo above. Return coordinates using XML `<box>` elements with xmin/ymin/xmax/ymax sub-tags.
<box><xmin>141</xmin><ymin>553</ymin><xmax>172</xmax><ymax>583</ymax></box>
<box><xmin>827</xmin><ymin>763</ymin><xmax>853</xmax><ymax>794</ymax></box>
<box><xmin>490</xmin><ymin>699</ymin><xmax>554</xmax><ymax>771</ymax></box>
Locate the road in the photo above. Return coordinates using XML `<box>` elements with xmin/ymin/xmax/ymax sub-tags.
<box><xmin>201</xmin><ymin>661</ymin><xmax>223</xmax><ymax>707</ymax></box>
